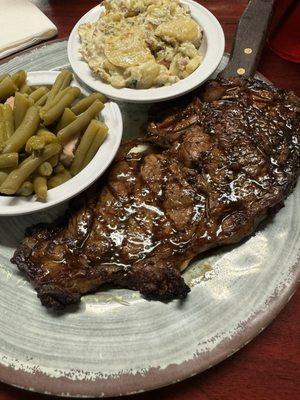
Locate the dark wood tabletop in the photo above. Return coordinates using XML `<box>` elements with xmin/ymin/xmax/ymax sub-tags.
<box><xmin>0</xmin><ymin>1</ymin><xmax>299</xmax><ymax>399</ymax></box>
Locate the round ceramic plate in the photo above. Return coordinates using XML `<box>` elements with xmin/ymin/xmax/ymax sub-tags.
<box><xmin>0</xmin><ymin>41</ymin><xmax>299</xmax><ymax>398</ymax></box>
<box><xmin>68</xmin><ymin>0</ymin><xmax>225</xmax><ymax>103</ymax></box>
<box><xmin>0</xmin><ymin>71</ymin><xmax>122</xmax><ymax>216</ymax></box>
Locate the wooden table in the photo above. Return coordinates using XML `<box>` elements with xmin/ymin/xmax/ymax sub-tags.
<box><xmin>0</xmin><ymin>1</ymin><xmax>299</xmax><ymax>399</ymax></box>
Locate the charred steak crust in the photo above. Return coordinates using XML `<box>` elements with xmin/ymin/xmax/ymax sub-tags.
<box><xmin>11</xmin><ymin>77</ymin><xmax>300</xmax><ymax>309</ymax></box>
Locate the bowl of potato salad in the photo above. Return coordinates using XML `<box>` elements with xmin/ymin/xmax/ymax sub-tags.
<box><xmin>68</xmin><ymin>0</ymin><xmax>225</xmax><ymax>102</ymax></box>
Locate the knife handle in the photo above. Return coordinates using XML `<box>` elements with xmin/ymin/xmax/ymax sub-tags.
<box><xmin>219</xmin><ymin>0</ymin><xmax>276</xmax><ymax>79</ymax></box>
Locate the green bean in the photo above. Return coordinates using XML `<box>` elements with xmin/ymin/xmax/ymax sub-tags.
<box><xmin>25</xmin><ymin>136</ymin><xmax>45</xmax><ymax>153</ymax></box>
<box><xmin>3</xmin><ymin>106</ymin><xmax>40</xmax><ymax>153</ymax></box>
<box><xmin>29</xmin><ymin>87</ymin><xmax>49</xmax><ymax>103</ymax></box>
<box><xmin>0</xmin><ymin>104</ymin><xmax>14</xmax><ymax>142</ymax></box>
<box><xmin>0</xmin><ymin>171</ymin><xmax>8</xmax><ymax>186</ymax></box>
<box><xmin>36</xmin><ymin>127</ymin><xmax>53</xmax><ymax>136</ymax></box>
<box><xmin>70</xmin><ymin>120</ymin><xmax>98</xmax><ymax>176</ymax></box>
<box><xmin>0</xmin><ymin>126</ymin><xmax>5</xmax><ymax>150</ymax></box>
<box><xmin>55</xmin><ymin>108</ymin><xmax>77</xmax><ymax>132</ymax></box>
<box><xmin>40</xmin><ymin>89</ymin><xmax>65</xmax><ymax>114</ymax></box>
<box><xmin>71</xmin><ymin>93</ymin><xmax>106</xmax><ymax>115</ymax></box>
<box><xmin>0</xmin><ymin>107</ymin><xmax>4</xmax><ymax>118</ymax></box>
<box><xmin>57</xmin><ymin>100</ymin><xmax>104</xmax><ymax>143</ymax></box>
<box><xmin>36</xmin><ymin>129</ymin><xmax>58</xmax><ymax>144</ymax></box>
<box><xmin>0</xmin><ymin>142</ymin><xmax>61</xmax><ymax>194</ymax></box>
<box><xmin>0</xmin><ymin>153</ymin><xmax>19</xmax><ymax>169</ymax></box>
<box><xmin>41</xmin><ymin>87</ymin><xmax>81</xmax><ymax>125</ymax></box>
<box><xmin>33</xmin><ymin>176</ymin><xmax>47</xmax><ymax>200</ymax></box>
<box><xmin>44</xmin><ymin>70</ymin><xmax>73</xmax><ymax>108</ymax></box>
<box><xmin>48</xmin><ymin>169</ymin><xmax>71</xmax><ymax>189</ymax></box>
<box><xmin>44</xmin><ymin>86</ymin><xmax>69</xmax><ymax>109</ymax></box>
<box><xmin>13</xmin><ymin>92</ymin><xmax>34</xmax><ymax>129</ymax></box>
<box><xmin>0</xmin><ymin>107</ymin><xmax>5</xmax><ymax>145</ymax></box>
<box><xmin>18</xmin><ymin>154</ymin><xmax>31</xmax><ymax>168</ymax></box>
<box><xmin>0</xmin><ymin>74</ymin><xmax>9</xmax><ymax>84</ymax></box>
<box><xmin>11</xmin><ymin>70</ymin><xmax>26</xmax><ymax>88</ymax></box>
<box><xmin>19</xmin><ymin>84</ymin><xmax>32</xmax><ymax>95</ymax></box>
<box><xmin>82</xmin><ymin>123</ymin><xmax>108</xmax><ymax>169</ymax></box>
<box><xmin>38</xmin><ymin>161</ymin><xmax>53</xmax><ymax>177</ymax></box>
<box><xmin>35</xmin><ymin>91</ymin><xmax>49</xmax><ymax>107</ymax></box>
<box><xmin>0</xmin><ymin>123</ymin><xmax>4</xmax><ymax>147</ymax></box>
<box><xmin>17</xmin><ymin>181</ymin><xmax>34</xmax><ymax>196</ymax></box>
<box><xmin>0</xmin><ymin>76</ymin><xmax>18</xmax><ymax>103</ymax></box>
<box><xmin>54</xmin><ymin>162</ymin><xmax>65</xmax><ymax>174</ymax></box>
<box><xmin>48</xmin><ymin>154</ymin><xmax>59</xmax><ymax>167</ymax></box>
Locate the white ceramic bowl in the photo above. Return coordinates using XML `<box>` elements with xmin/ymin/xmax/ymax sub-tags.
<box><xmin>68</xmin><ymin>0</ymin><xmax>225</xmax><ymax>103</ymax></box>
<box><xmin>0</xmin><ymin>71</ymin><xmax>123</xmax><ymax>216</ymax></box>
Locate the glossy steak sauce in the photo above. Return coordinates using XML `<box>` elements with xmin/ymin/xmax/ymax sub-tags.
<box><xmin>12</xmin><ymin>78</ymin><xmax>300</xmax><ymax>309</ymax></box>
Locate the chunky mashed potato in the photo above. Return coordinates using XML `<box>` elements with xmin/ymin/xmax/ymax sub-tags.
<box><xmin>79</xmin><ymin>0</ymin><xmax>203</xmax><ymax>89</ymax></box>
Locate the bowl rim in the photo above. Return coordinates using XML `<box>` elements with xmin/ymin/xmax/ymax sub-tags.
<box><xmin>0</xmin><ymin>70</ymin><xmax>123</xmax><ymax>216</ymax></box>
<box><xmin>67</xmin><ymin>0</ymin><xmax>225</xmax><ymax>103</ymax></box>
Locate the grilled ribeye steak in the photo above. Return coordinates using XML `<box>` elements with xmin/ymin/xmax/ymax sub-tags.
<box><xmin>12</xmin><ymin>77</ymin><xmax>300</xmax><ymax>309</ymax></box>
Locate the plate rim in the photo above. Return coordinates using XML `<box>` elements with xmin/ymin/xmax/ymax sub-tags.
<box><xmin>0</xmin><ymin>40</ymin><xmax>299</xmax><ymax>398</ymax></box>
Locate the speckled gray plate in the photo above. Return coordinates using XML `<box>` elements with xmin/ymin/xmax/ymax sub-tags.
<box><xmin>0</xmin><ymin>40</ymin><xmax>299</xmax><ymax>398</ymax></box>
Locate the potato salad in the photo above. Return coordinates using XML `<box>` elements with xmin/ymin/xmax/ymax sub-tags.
<box><xmin>79</xmin><ymin>0</ymin><xmax>203</xmax><ymax>89</ymax></box>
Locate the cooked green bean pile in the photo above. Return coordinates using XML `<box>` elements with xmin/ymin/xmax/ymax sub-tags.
<box><xmin>0</xmin><ymin>70</ymin><xmax>108</xmax><ymax>201</ymax></box>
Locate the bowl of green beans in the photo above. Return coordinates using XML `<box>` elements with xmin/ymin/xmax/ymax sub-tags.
<box><xmin>0</xmin><ymin>70</ymin><xmax>123</xmax><ymax>215</ymax></box>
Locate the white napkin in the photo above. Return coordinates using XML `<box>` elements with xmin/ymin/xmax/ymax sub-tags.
<box><xmin>0</xmin><ymin>0</ymin><xmax>58</xmax><ymax>59</ymax></box>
